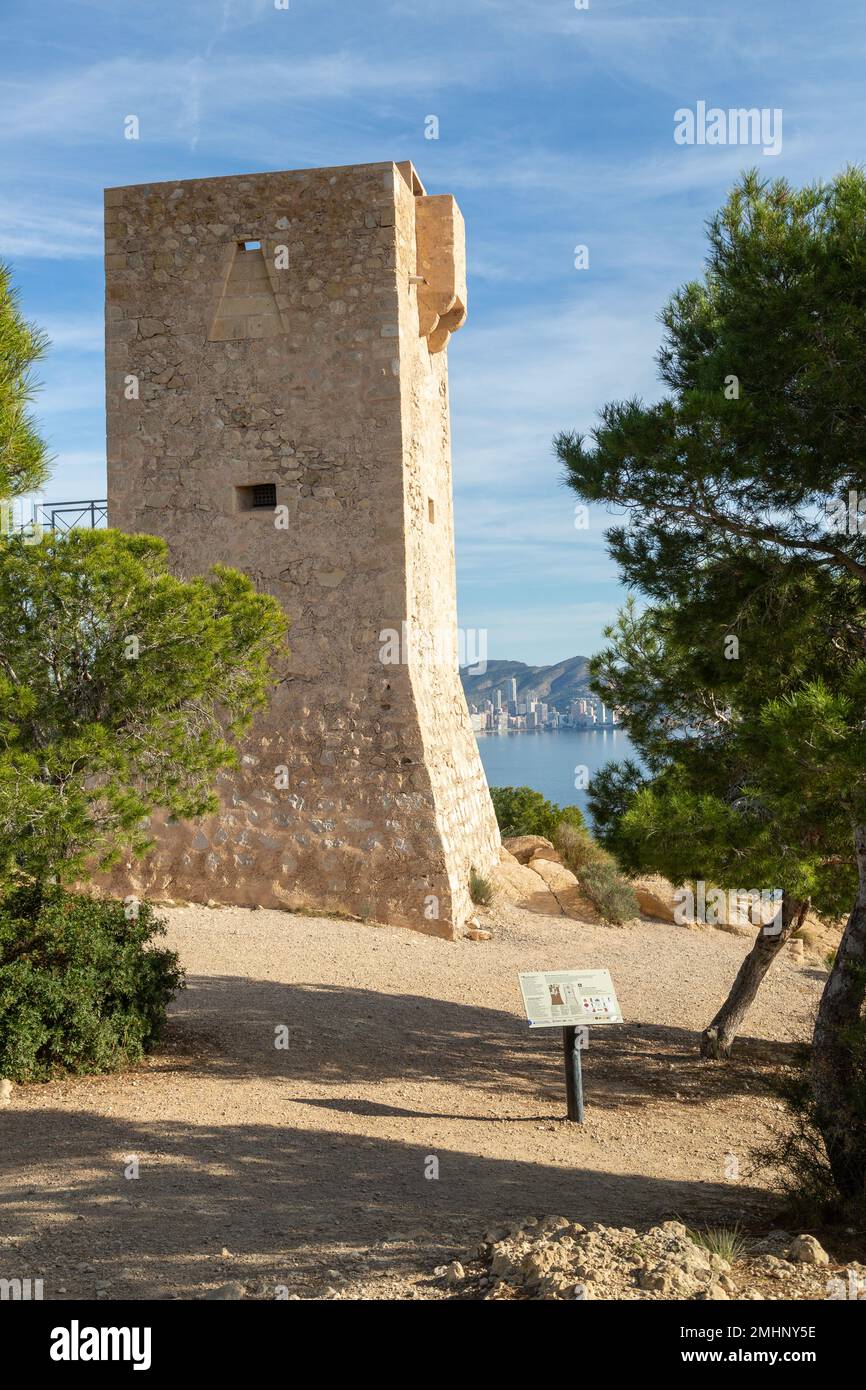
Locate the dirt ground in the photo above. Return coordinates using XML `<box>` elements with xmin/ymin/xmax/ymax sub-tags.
<box><xmin>1</xmin><ymin>900</ymin><xmax>828</xmax><ymax>1300</ymax></box>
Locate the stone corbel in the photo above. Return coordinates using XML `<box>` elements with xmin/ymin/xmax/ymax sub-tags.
<box><xmin>414</xmin><ymin>194</ymin><xmax>467</xmax><ymax>354</ymax></box>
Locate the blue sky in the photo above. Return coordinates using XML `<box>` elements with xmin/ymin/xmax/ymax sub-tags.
<box><xmin>2</xmin><ymin>0</ymin><xmax>864</xmax><ymax>665</ymax></box>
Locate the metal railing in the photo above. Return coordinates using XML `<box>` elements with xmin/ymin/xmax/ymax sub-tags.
<box><xmin>3</xmin><ymin>499</ymin><xmax>108</xmax><ymax>535</ymax></box>
<box><xmin>34</xmin><ymin>499</ymin><xmax>108</xmax><ymax>532</ymax></box>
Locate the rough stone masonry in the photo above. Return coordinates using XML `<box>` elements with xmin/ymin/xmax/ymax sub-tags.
<box><xmin>104</xmin><ymin>160</ymin><xmax>501</xmax><ymax>937</ymax></box>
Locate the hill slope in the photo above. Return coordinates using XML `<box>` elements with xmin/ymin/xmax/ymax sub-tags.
<box><xmin>459</xmin><ymin>655</ymin><xmax>591</xmax><ymax>712</ymax></box>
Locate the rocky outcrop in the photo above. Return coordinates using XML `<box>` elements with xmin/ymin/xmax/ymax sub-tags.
<box><xmin>527</xmin><ymin>856</ymin><xmax>579</xmax><ymax>895</ymax></box>
<box><xmin>492</xmin><ymin>849</ymin><xmax>561</xmax><ymax>915</ymax></box>
<box><xmin>434</xmin><ymin>1218</ymin><xmax>854</xmax><ymax>1301</ymax></box>
<box><xmin>491</xmin><ymin>848</ymin><xmax>598</xmax><ymax>920</ymax></box>
<box><xmin>787</xmin><ymin>1234</ymin><xmax>830</xmax><ymax>1265</ymax></box>
<box><xmin>631</xmin><ymin>877</ymin><xmax>679</xmax><ymax>923</ymax></box>
<box><xmin>502</xmin><ymin>835</ymin><xmax>557</xmax><ymax>864</ymax></box>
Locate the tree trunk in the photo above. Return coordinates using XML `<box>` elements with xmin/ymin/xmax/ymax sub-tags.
<box><xmin>700</xmin><ymin>896</ymin><xmax>808</xmax><ymax>1059</ymax></box>
<box><xmin>811</xmin><ymin>825</ymin><xmax>866</xmax><ymax>1201</ymax></box>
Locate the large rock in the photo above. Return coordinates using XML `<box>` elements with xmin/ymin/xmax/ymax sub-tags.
<box><xmin>502</xmin><ymin>835</ymin><xmax>556</xmax><ymax>864</ymax></box>
<box><xmin>631</xmin><ymin>876</ymin><xmax>679</xmax><ymax>922</ymax></box>
<box><xmin>529</xmin><ymin>856</ymin><xmax>580</xmax><ymax>894</ymax></box>
<box><xmin>491</xmin><ymin>852</ymin><xmax>562</xmax><ymax>915</ymax></box>
<box><xmin>787</xmin><ymin>1235</ymin><xmax>830</xmax><ymax>1266</ymax></box>
<box><xmin>203</xmin><ymin>1282</ymin><xmax>247</xmax><ymax>1300</ymax></box>
<box><xmin>492</xmin><ymin>847</ymin><xmax>600</xmax><ymax>922</ymax></box>
<box><xmin>632</xmin><ymin>877</ymin><xmax>793</xmax><ymax>931</ymax></box>
<box><xmin>493</xmin><ymin>851</ymin><xmax>550</xmax><ymax>897</ymax></box>
<box><xmin>530</xmin><ymin>848</ymin><xmax>563</xmax><ymax>865</ymax></box>
<box><xmin>556</xmin><ymin>887</ymin><xmax>603</xmax><ymax>923</ymax></box>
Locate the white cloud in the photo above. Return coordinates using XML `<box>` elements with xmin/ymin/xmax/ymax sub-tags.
<box><xmin>0</xmin><ymin>194</ymin><xmax>102</xmax><ymax>260</ymax></box>
<box><xmin>0</xmin><ymin>50</ymin><xmax>488</xmax><ymax>147</ymax></box>
<box><xmin>389</xmin><ymin>0</ymin><xmax>748</xmax><ymax>92</ymax></box>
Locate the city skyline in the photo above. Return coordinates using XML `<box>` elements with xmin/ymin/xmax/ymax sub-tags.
<box><xmin>468</xmin><ymin>687</ymin><xmax>619</xmax><ymax>735</ymax></box>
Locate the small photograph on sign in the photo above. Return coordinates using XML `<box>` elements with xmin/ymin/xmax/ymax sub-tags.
<box><xmin>518</xmin><ymin>968</ymin><xmax>623</xmax><ymax>1028</ymax></box>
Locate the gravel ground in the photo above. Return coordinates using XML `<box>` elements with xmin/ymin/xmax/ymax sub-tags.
<box><xmin>1</xmin><ymin>900</ymin><xmax>827</xmax><ymax>1301</ymax></box>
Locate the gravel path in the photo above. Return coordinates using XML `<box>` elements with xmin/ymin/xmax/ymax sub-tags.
<box><xmin>1</xmin><ymin>902</ymin><xmax>824</xmax><ymax>1300</ymax></box>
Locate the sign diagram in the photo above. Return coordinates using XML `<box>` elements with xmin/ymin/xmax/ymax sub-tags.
<box><xmin>518</xmin><ymin>968</ymin><xmax>623</xmax><ymax>1029</ymax></box>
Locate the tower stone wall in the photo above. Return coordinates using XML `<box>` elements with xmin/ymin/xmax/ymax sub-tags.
<box><xmin>104</xmin><ymin>160</ymin><xmax>500</xmax><ymax>937</ymax></box>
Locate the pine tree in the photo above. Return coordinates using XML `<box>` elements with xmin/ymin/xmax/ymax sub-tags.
<box><xmin>0</xmin><ymin>529</ymin><xmax>288</xmax><ymax>883</ymax></box>
<box><xmin>0</xmin><ymin>263</ymin><xmax>50</xmax><ymax>502</ymax></box>
<box><xmin>558</xmin><ymin>169</ymin><xmax>866</xmax><ymax>1199</ymax></box>
<box><xmin>588</xmin><ymin>575</ymin><xmax>862</xmax><ymax>1059</ymax></box>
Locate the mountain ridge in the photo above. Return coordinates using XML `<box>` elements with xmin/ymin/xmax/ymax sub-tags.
<box><xmin>459</xmin><ymin>655</ymin><xmax>592</xmax><ymax>713</ymax></box>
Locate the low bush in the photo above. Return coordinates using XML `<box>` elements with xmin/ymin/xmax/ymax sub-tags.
<box><xmin>752</xmin><ymin>1067</ymin><xmax>844</xmax><ymax>1223</ymax></box>
<box><xmin>490</xmin><ymin>785</ymin><xmax>584</xmax><ymax>840</ymax></box>
<box><xmin>554</xmin><ymin>822</ymin><xmax>639</xmax><ymax>924</ymax></box>
<box><xmin>686</xmin><ymin>1224</ymin><xmax>746</xmax><ymax>1263</ymax></box>
<box><xmin>0</xmin><ymin>885</ymin><xmax>184</xmax><ymax>1082</ymax></box>
<box><xmin>469</xmin><ymin>868</ymin><xmax>493</xmax><ymax>906</ymax></box>
<box><xmin>579</xmin><ymin>858</ymin><xmax>640</xmax><ymax>925</ymax></box>
<box><xmin>552</xmin><ymin>821</ymin><xmax>605</xmax><ymax>870</ymax></box>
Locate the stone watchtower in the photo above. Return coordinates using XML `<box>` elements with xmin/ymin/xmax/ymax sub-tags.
<box><xmin>104</xmin><ymin>160</ymin><xmax>500</xmax><ymax>937</ymax></box>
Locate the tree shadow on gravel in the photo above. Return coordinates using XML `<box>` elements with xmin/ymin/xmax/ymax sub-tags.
<box><xmin>0</xmin><ymin>1107</ymin><xmax>769</xmax><ymax>1302</ymax></box>
<box><xmin>158</xmin><ymin>975</ymin><xmax>807</xmax><ymax>1114</ymax></box>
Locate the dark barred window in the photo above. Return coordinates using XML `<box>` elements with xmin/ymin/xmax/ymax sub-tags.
<box><xmin>252</xmin><ymin>483</ymin><xmax>277</xmax><ymax>509</ymax></box>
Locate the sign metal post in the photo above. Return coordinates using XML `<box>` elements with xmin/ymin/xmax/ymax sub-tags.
<box><xmin>518</xmin><ymin>968</ymin><xmax>622</xmax><ymax>1124</ymax></box>
<box><xmin>562</xmin><ymin>1024</ymin><xmax>585</xmax><ymax>1123</ymax></box>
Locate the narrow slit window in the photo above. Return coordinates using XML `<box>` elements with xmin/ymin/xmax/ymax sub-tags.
<box><xmin>240</xmin><ymin>239</ymin><xmax>261</xmax><ymax>251</ymax></box>
<box><xmin>428</xmin><ymin>498</ymin><xmax>435</xmax><ymax>523</ymax></box>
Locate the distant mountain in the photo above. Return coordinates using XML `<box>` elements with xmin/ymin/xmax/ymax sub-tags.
<box><xmin>459</xmin><ymin>655</ymin><xmax>592</xmax><ymax>713</ymax></box>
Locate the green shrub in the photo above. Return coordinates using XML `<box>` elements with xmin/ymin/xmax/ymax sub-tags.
<box><xmin>555</xmin><ymin>822</ymin><xmax>639</xmax><ymax>924</ymax></box>
<box><xmin>490</xmin><ymin>785</ymin><xmax>584</xmax><ymax>841</ymax></box>
<box><xmin>553</xmin><ymin>821</ymin><xmax>606</xmax><ymax>870</ymax></box>
<box><xmin>578</xmin><ymin>859</ymin><xmax>640</xmax><ymax>924</ymax></box>
<box><xmin>686</xmin><ymin>1225</ymin><xmax>746</xmax><ymax>1263</ymax></box>
<box><xmin>469</xmin><ymin>868</ymin><xmax>493</xmax><ymax>907</ymax></box>
<box><xmin>489</xmin><ymin>789</ymin><xmax>637</xmax><ymax>923</ymax></box>
<box><xmin>0</xmin><ymin>885</ymin><xmax>184</xmax><ymax>1082</ymax></box>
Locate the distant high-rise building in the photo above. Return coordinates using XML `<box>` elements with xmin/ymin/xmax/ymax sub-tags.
<box><xmin>509</xmin><ymin>676</ymin><xmax>518</xmax><ymax>704</ymax></box>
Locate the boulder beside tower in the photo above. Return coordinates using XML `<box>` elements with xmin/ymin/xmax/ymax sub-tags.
<box><xmin>104</xmin><ymin>160</ymin><xmax>500</xmax><ymax>937</ymax></box>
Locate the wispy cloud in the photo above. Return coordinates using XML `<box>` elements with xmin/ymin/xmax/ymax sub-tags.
<box><xmin>40</xmin><ymin>316</ymin><xmax>103</xmax><ymax>352</ymax></box>
<box><xmin>0</xmin><ymin>50</ymin><xmax>488</xmax><ymax>145</ymax></box>
<box><xmin>5</xmin><ymin>0</ymin><xmax>864</xmax><ymax>660</ymax></box>
<box><xmin>0</xmin><ymin>193</ymin><xmax>102</xmax><ymax>259</ymax></box>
